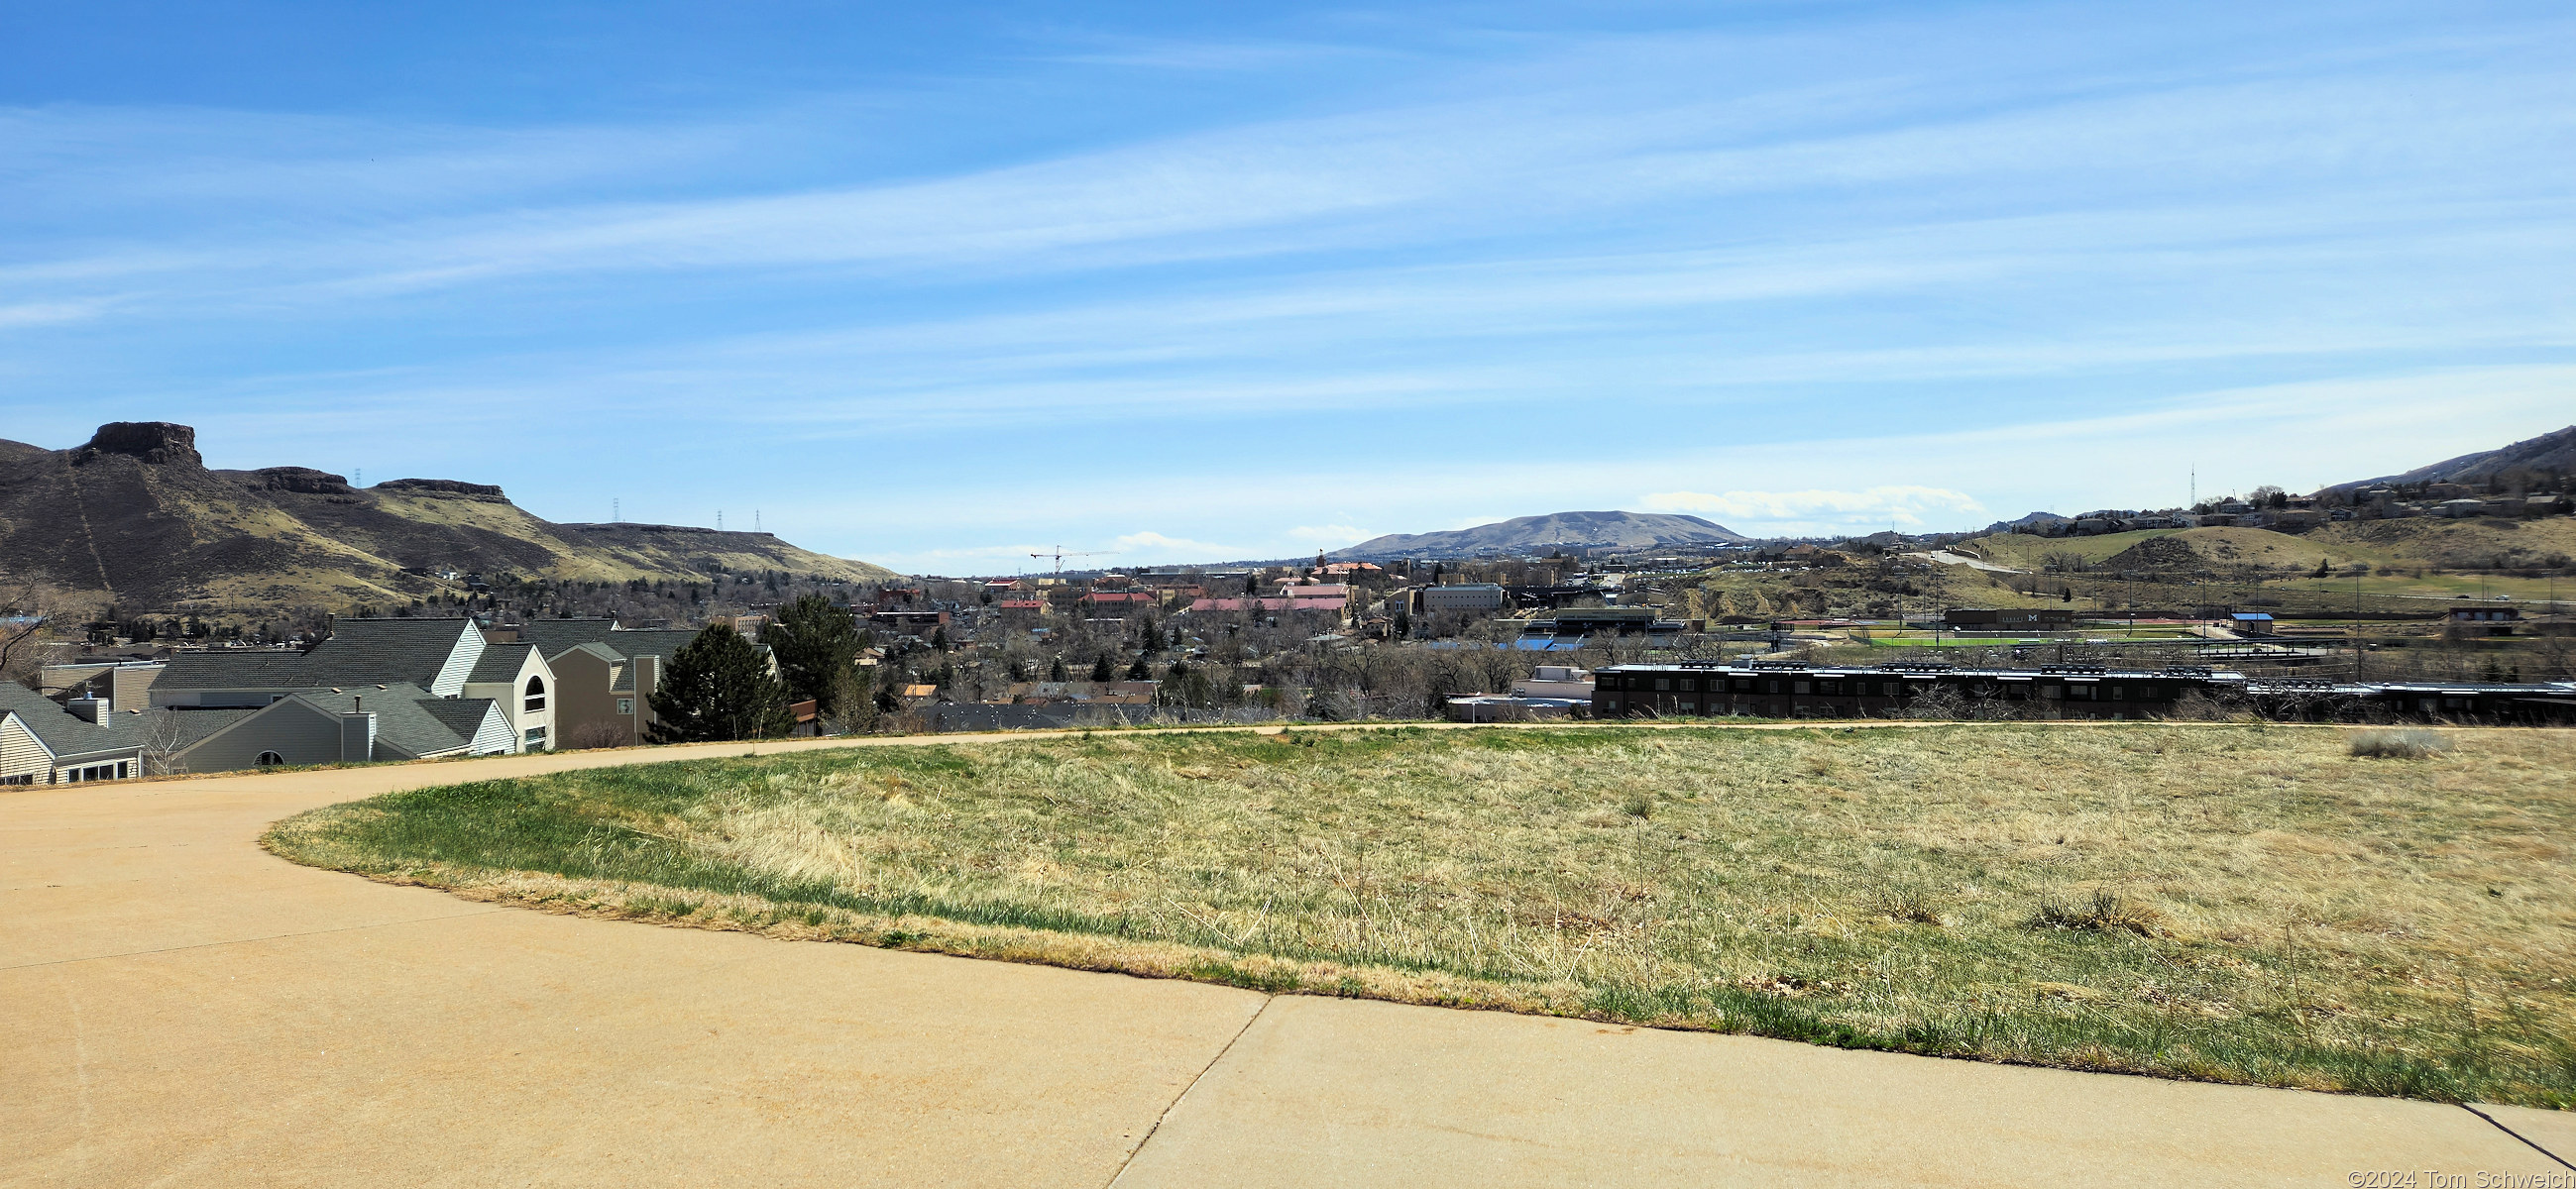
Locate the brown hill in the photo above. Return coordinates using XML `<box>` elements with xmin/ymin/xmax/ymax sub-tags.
<box><xmin>2336</xmin><ymin>424</ymin><xmax>2576</xmax><ymax>489</ymax></box>
<box><xmin>0</xmin><ymin>422</ymin><xmax>898</xmax><ymax>618</ymax></box>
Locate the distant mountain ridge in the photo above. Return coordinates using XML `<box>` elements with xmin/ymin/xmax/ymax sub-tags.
<box><xmin>2336</xmin><ymin>424</ymin><xmax>2576</xmax><ymax>489</ymax></box>
<box><xmin>1332</xmin><ymin>510</ymin><xmax>1749</xmax><ymax>559</ymax></box>
<box><xmin>0</xmin><ymin>422</ymin><xmax>898</xmax><ymax>617</ymax></box>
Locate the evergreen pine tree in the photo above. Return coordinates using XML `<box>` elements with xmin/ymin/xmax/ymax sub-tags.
<box><xmin>1049</xmin><ymin>657</ymin><xmax>1069</xmax><ymax>682</ymax></box>
<box><xmin>1128</xmin><ymin>657</ymin><xmax>1151</xmax><ymax>680</ymax></box>
<box><xmin>649</xmin><ymin>623</ymin><xmax>794</xmax><ymax>742</ymax></box>
<box><xmin>759</xmin><ymin>594</ymin><xmax>861</xmax><ymax>715</ymax></box>
<box><xmin>1091</xmin><ymin>654</ymin><xmax>1115</xmax><ymax>682</ymax></box>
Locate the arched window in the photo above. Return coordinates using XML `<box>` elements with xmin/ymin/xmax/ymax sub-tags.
<box><xmin>524</xmin><ymin>676</ymin><xmax>546</xmax><ymax>713</ymax></box>
<box><xmin>256</xmin><ymin>751</ymin><xmax>284</xmax><ymax>767</ymax></box>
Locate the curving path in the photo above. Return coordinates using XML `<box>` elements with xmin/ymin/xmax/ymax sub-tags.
<box><xmin>5</xmin><ymin>728</ymin><xmax>2570</xmax><ymax>1187</ymax></box>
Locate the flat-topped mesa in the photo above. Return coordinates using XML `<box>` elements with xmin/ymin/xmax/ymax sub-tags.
<box><xmin>377</xmin><ymin>478</ymin><xmax>506</xmax><ymax>499</ymax></box>
<box><xmin>252</xmin><ymin>466</ymin><xmax>354</xmax><ymax>494</ymax></box>
<box><xmin>73</xmin><ymin>422</ymin><xmax>203</xmax><ymax>468</ymax></box>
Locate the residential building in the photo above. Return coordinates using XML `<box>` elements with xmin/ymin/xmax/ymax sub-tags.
<box><xmin>0</xmin><ymin>681</ymin><xmax>145</xmax><ymax>785</ymax></box>
<box><xmin>39</xmin><ymin>660</ymin><xmax>166</xmax><ymax>707</ymax></box>
<box><xmin>517</xmin><ymin>621</ymin><xmax>713</xmax><ymax>747</ymax></box>
<box><xmin>1078</xmin><ymin>591</ymin><xmax>1156</xmax><ymax>611</ymax></box>
<box><xmin>139</xmin><ymin>684</ymin><xmax>514</xmax><ymax>774</ymax></box>
<box><xmin>144</xmin><ymin>618</ymin><xmax>552</xmax><ymax>771</ymax></box>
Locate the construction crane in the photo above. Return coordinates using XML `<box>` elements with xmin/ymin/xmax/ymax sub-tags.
<box><xmin>1029</xmin><ymin>546</ymin><xmax>1113</xmax><ymax>580</ymax></box>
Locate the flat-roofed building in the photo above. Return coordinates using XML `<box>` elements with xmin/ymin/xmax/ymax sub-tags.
<box><xmin>1420</xmin><ymin>584</ymin><xmax>1506</xmax><ymax>612</ymax></box>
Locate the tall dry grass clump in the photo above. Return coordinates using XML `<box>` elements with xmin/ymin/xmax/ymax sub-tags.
<box><xmin>2347</xmin><ymin>728</ymin><xmax>2449</xmax><ymax>759</ymax></box>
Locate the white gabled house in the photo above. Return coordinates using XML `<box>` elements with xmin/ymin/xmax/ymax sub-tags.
<box><xmin>0</xmin><ymin>681</ymin><xmax>145</xmax><ymax>786</ymax></box>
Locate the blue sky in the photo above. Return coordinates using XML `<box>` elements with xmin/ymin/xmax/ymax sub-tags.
<box><xmin>3</xmin><ymin>2</ymin><xmax>2571</xmax><ymax>574</ymax></box>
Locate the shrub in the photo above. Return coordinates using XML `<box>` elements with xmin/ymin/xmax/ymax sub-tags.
<box><xmin>2349</xmin><ymin>729</ymin><xmax>2449</xmax><ymax>759</ymax></box>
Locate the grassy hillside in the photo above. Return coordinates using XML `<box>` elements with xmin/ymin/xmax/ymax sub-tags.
<box><xmin>0</xmin><ymin>424</ymin><xmax>897</xmax><ymax>621</ymax></box>
<box><xmin>268</xmin><ymin>724</ymin><xmax>2576</xmax><ymax>1107</ymax></box>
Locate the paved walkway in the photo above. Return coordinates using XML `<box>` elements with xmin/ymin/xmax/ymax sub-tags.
<box><xmin>5</xmin><ymin>731</ymin><xmax>2569</xmax><ymax>1186</ymax></box>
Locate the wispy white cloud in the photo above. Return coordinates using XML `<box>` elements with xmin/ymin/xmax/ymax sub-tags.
<box><xmin>2</xmin><ymin>5</ymin><xmax>2570</xmax><ymax>571</ymax></box>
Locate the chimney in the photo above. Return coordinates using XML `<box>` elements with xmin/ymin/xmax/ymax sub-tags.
<box><xmin>340</xmin><ymin>701</ymin><xmax>377</xmax><ymax>763</ymax></box>
<box><xmin>67</xmin><ymin>696</ymin><xmax>110</xmax><ymax>723</ymax></box>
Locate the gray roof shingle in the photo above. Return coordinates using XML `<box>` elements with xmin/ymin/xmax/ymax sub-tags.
<box><xmin>292</xmin><ymin>685</ymin><xmax>486</xmax><ymax>759</ymax></box>
<box><xmin>0</xmin><ymin>681</ymin><xmax>139</xmax><ymax>760</ymax></box>
<box><xmin>154</xmin><ymin>650</ymin><xmax>312</xmax><ymax>693</ymax></box>
<box><xmin>297</xmin><ymin>619</ymin><xmax>478</xmax><ymax>690</ymax></box>
<box><xmin>465</xmin><ymin>644</ymin><xmax>534</xmax><ymax>685</ymax></box>
<box><xmin>518</xmin><ymin>620</ymin><xmax>622</xmax><ymax>659</ymax></box>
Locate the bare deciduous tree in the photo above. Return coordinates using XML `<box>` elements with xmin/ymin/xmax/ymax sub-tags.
<box><xmin>1</xmin><ymin>575</ymin><xmax>69</xmax><ymax>688</ymax></box>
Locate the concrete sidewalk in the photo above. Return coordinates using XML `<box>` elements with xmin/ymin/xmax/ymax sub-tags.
<box><xmin>5</xmin><ymin>735</ymin><xmax>2568</xmax><ymax>1186</ymax></box>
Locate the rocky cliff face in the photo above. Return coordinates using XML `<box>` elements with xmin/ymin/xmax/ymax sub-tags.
<box><xmin>71</xmin><ymin>422</ymin><xmax>203</xmax><ymax>468</ymax></box>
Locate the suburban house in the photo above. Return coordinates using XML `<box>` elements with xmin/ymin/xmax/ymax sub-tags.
<box><xmin>140</xmin><ymin>684</ymin><xmax>514</xmax><ymax>774</ymax></box>
<box><xmin>516</xmin><ymin>620</ymin><xmax>712</xmax><ymax>748</ymax></box>
<box><xmin>39</xmin><ymin>660</ymin><xmax>166</xmax><ymax>708</ymax></box>
<box><xmin>141</xmin><ymin>618</ymin><xmax>552</xmax><ymax>773</ymax></box>
<box><xmin>0</xmin><ymin>681</ymin><xmax>146</xmax><ymax>786</ymax></box>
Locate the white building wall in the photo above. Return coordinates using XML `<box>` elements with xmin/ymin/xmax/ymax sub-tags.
<box><xmin>1</xmin><ymin>715</ymin><xmax>54</xmax><ymax>784</ymax></box>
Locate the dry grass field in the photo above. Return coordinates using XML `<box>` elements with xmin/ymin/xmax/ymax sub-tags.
<box><xmin>266</xmin><ymin>723</ymin><xmax>2576</xmax><ymax>1106</ymax></box>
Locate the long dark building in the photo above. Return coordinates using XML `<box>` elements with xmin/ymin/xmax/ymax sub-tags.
<box><xmin>1592</xmin><ymin>663</ymin><xmax>2576</xmax><ymax>723</ymax></box>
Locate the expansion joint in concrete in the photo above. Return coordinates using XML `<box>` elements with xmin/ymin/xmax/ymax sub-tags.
<box><xmin>2463</xmin><ymin>1105</ymin><xmax>2574</xmax><ymax>1170</ymax></box>
<box><xmin>1109</xmin><ymin>994</ymin><xmax>1273</xmax><ymax>1187</ymax></box>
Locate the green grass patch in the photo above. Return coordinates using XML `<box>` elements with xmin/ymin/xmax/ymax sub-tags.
<box><xmin>265</xmin><ymin>723</ymin><xmax>2576</xmax><ymax>1107</ymax></box>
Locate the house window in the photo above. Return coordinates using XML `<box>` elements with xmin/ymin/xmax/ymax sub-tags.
<box><xmin>617</xmin><ymin>698</ymin><xmax>634</xmax><ymax>715</ymax></box>
<box><xmin>524</xmin><ymin>726</ymin><xmax>548</xmax><ymax>746</ymax></box>
<box><xmin>1793</xmin><ymin>681</ymin><xmax>1811</xmax><ymax>695</ymax></box>
<box><xmin>257</xmin><ymin>751</ymin><xmax>284</xmax><ymax>767</ymax></box>
<box><xmin>0</xmin><ymin>774</ymin><xmax>30</xmax><ymax>786</ymax></box>
<box><xmin>524</xmin><ymin>676</ymin><xmax>547</xmax><ymax>713</ymax></box>
<box><xmin>1734</xmin><ymin>679</ymin><xmax>1752</xmax><ymax>692</ymax></box>
<box><xmin>1654</xmin><ymin>678</ymin><xmax>1670</xmax><ymax>691</ymax></box>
